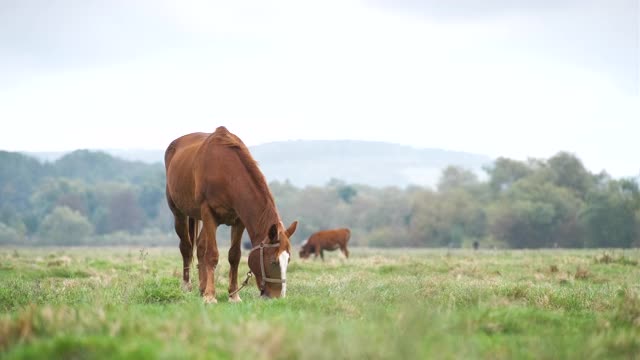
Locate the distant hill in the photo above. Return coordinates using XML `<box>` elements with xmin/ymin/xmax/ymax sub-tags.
<box><xmin>25</xmin><ymin>141</ymin><xmax>492</xmax><ymax>188</ymax></box>
<box><xmin>25</xmin><ymin>149</ymin><xmax>164</xmax><ymax>164</ymax></box>
<box><xmin>251</xmin><ymin>141</ymin><xmax>491</xmax><ymax>188</ymax></box>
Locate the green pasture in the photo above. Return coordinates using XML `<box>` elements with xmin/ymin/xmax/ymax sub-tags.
<box><xmin>1</xmin><ymin>247</ymin><xmax>639</xmax><ymax>359</ymax></box>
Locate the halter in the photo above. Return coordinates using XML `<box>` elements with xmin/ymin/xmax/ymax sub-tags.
<box><xmin>229</xmin><ymin>240</ymin><xmax>285</xmax><ymax>297</ymax></box>
<box><xmin>229</xmin><ymin>221</ymin><xmax>291</xmax><ymax>298</ymax></box>
<box><xmin>249</xmin><ymin>241</ymin><xmax>286</xmax><ymax>289</ymax></box>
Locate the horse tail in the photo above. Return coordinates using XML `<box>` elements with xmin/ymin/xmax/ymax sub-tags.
<box><xmin>188</xmin><ymin>217</ymin><xmax>200</xmax><ymax>247</ymax></box>
<box><xmin>195</xmin><ymin>220</ymin><xmax>200</xmax><ymax>245</ymax></box>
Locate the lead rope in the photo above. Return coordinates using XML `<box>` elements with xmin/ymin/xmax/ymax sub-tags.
<box><xmin>229</xmin><ymin>271</ymin><xmax>253</xmax><ymax>298</ymax></box>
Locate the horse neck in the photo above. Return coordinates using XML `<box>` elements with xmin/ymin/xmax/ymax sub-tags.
<box><xmin>233</xmin><ymin>184</ymin><xmax>280</xmax><ymax>245</ymax></box>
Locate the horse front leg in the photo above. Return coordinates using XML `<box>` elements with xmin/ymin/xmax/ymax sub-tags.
<box><xmin>228</xmin><ymin>222</ymin><xmax>245</xmax><ymax>303</ymax></box>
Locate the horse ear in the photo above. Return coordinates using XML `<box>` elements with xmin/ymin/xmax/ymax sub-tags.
<box><xmin>268</xmin><ymin>224</ymin><xmax>278</xmax><ymax>243</ymax></box>
<box><xmin>286</xmin><ymin>221</ymin><xmax>298</xmax><ymax>237</ymax></box>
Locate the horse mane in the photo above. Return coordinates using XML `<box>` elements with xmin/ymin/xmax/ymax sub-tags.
<box><xmin>210</xmin><ymin>127</ymin><xmax>282</xmax><ymax>240</ymax></box>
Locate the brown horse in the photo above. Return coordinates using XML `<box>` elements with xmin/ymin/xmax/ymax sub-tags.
<box><xmin>299</xmin><ymin>228</ymin><xmax>350</xmax><ymax>260</ymax></box>
<box><xmin>165</xmin><ymin>126</ymin><xmax>298</xmax><ymax>303</ymax></box>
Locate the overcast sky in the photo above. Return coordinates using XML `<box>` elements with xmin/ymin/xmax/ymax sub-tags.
<box><xmin>1</xmin><ymin>0</ymin><xmax>638</xmax><ymax>177</ymax></box>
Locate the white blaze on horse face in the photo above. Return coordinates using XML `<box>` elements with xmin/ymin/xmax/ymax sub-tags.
<box><xmin>278</xmin><ymin>251</ymin><xmax>290</xmax><ymax>297</ymax></box>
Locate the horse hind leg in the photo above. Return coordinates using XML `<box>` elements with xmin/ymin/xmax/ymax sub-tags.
<box><xmin>197</xmin><ymin>204</ymin><xmax>220</xmax><ymax>304</ymax></box>
<box><xmin>228</xmin><ymin>222</ymin><xmax>245</xmax><ymax>303</ymax></box>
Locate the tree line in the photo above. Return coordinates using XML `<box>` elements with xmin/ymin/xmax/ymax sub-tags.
<box><xmin>0</xmin><ymin>150</ymin><xmax>638</xmax><ymax>248</ymax></box>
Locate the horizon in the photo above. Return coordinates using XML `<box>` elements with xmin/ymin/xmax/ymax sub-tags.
<box><xmin>9</xmin><ymin>139</ymin><xmax>640</xmax><ymax>180</ymax></box>
<box><xmin>14</xmin><ymin>138</ymin><xmax>492</xmax><ymax>155</ymax></box>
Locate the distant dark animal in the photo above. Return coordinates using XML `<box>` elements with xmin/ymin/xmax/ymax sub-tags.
<box><xmin>165</xmin><ymin>126</ymin><xmax>298</xmax><ymax>303</ymax></box>
<box><xmin>299</xmin><ymin>228</ymin><xmax>350</xmax><ymax>260</ymax></box>
<box><xmin>242</xmin><ymin>239</ymin><xmax>252</xmax><ymax>250</ymax></box>
<box><xmin>473</xmin><ymin>241</ymin><xmax>479</xmax><ymax>251</ymax></box>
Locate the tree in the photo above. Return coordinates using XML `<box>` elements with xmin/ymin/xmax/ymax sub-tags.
<box><xmin>104</xmin><ymin>190</ymin><xmax>146</xmax><ymax>234</ymax></box>
<box><xmin>547</xmin><ymin>152</ymin><xmax>594</xmax><ymax>197</ymax></box>
<box><xmin>410</xmin><ymin>188</ymin><xmax>486</xmax><ymax>247</ymax></box>
<box><xmin>484</xmin><ymin>158</ymin><xmax>533</xmax><ymax>195</ymax></box>
<box><xmin>52</xmin><ymin>150</ymin><xmax>164</xmax><ymax>185</ymax></box>
<box><xmin>488</xmin><ymin>178</ymin><xmax>584</xmax><ymax>248</ymax></box>
<box><xmin>438</xmin><ymin>166</ymin><xmax>480</xmax><ymax>193</ymax></box>
<box><xmin>0</xmin><ymin>151</ymin><xmax>48</xmax><ymax>213</ymax></box>
<box><xmin>326</xmin><ymin>179</ymin><xmax>358</xmax><ymax>203</ymax></box>
<box><xmin>88</xmin><ymin>183</ymin><xmax>147</xmax><ymax>234</ymax></box>
<box><xmin>30</xmin><ymin>178</ymin><xmax>90</xmax><ymax>219</ymax></box>
<box><xmin>139</xmin><ymin>183</ymin><xmax>165</xmax><ymax>219</ymax></box>
<box><xmin>581</xmin><ymin>179</ymin><xmax>638</xmax><ymax>248</ymax></box>
<box><xmin>337</xmin><ymin>185</ymin><xmax>358</xmax><ymax>204</ymax></box>
<box><xmin>38</xmin><ymin>206</ymin><xmax>94</xmax><ymax>244</ymax></box>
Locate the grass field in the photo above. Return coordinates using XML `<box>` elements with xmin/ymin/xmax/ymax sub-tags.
<box><xmin>1</xmin><ymin>247</ymin><xmax>639</xmax><ymax>359</ymax></box>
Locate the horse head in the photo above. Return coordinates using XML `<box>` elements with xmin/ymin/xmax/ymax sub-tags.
<box><xmin>248</xmin><ymin>220</ymin><xmax>298</xmax><ymax>298</ymax></box>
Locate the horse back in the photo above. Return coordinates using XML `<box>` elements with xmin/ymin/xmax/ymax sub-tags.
<box><xmin>165</xmin><ymin>127</ymin><xmax>263</xmax><ymax>221</ymax></box>
<box><xmin>165</xmin><ymin>133</ymin><xmax>209</xmax><ymax>168</ymax></box>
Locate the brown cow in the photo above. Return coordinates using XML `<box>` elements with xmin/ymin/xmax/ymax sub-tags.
<box><xmin>299</xmin><ymin>228</ymin><xmax>351</xmax><ymax>260</ymax></box>
<box><xmin>165</xmin><ymin>127</ymin><xmax>298</xmax><ymax>303</ymax></box>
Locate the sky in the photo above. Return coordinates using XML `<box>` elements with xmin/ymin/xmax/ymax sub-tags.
<box><xmin>1</xmin><ymin>0</ymin><xmax>638</xmax><ymax>177</ymax></box>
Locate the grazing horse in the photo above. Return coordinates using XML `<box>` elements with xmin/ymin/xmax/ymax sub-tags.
<box><xmin>299</xmin><ymin>228</ymin><xmax>350</xmax><ymax>261</ymax></box>
<box><xmin>165</xmin><ymin>126</ymin><xmax>298</xmax><ymax>303</ymax></box>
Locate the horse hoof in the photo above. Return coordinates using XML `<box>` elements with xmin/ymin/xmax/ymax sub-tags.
<box><xmin>203</xmin><ymin>295</ymin><xmax>217</xmax><ymax>304</ymax></box>
<box><xmin>182</xmin><ymin>282</ymin><xmax>192</xmax><ymax>292</ymax></box>
<box><xmin>229</xmin><ymin>294</ymin><xmax>242</xmax><ymax>303</ymax></box>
